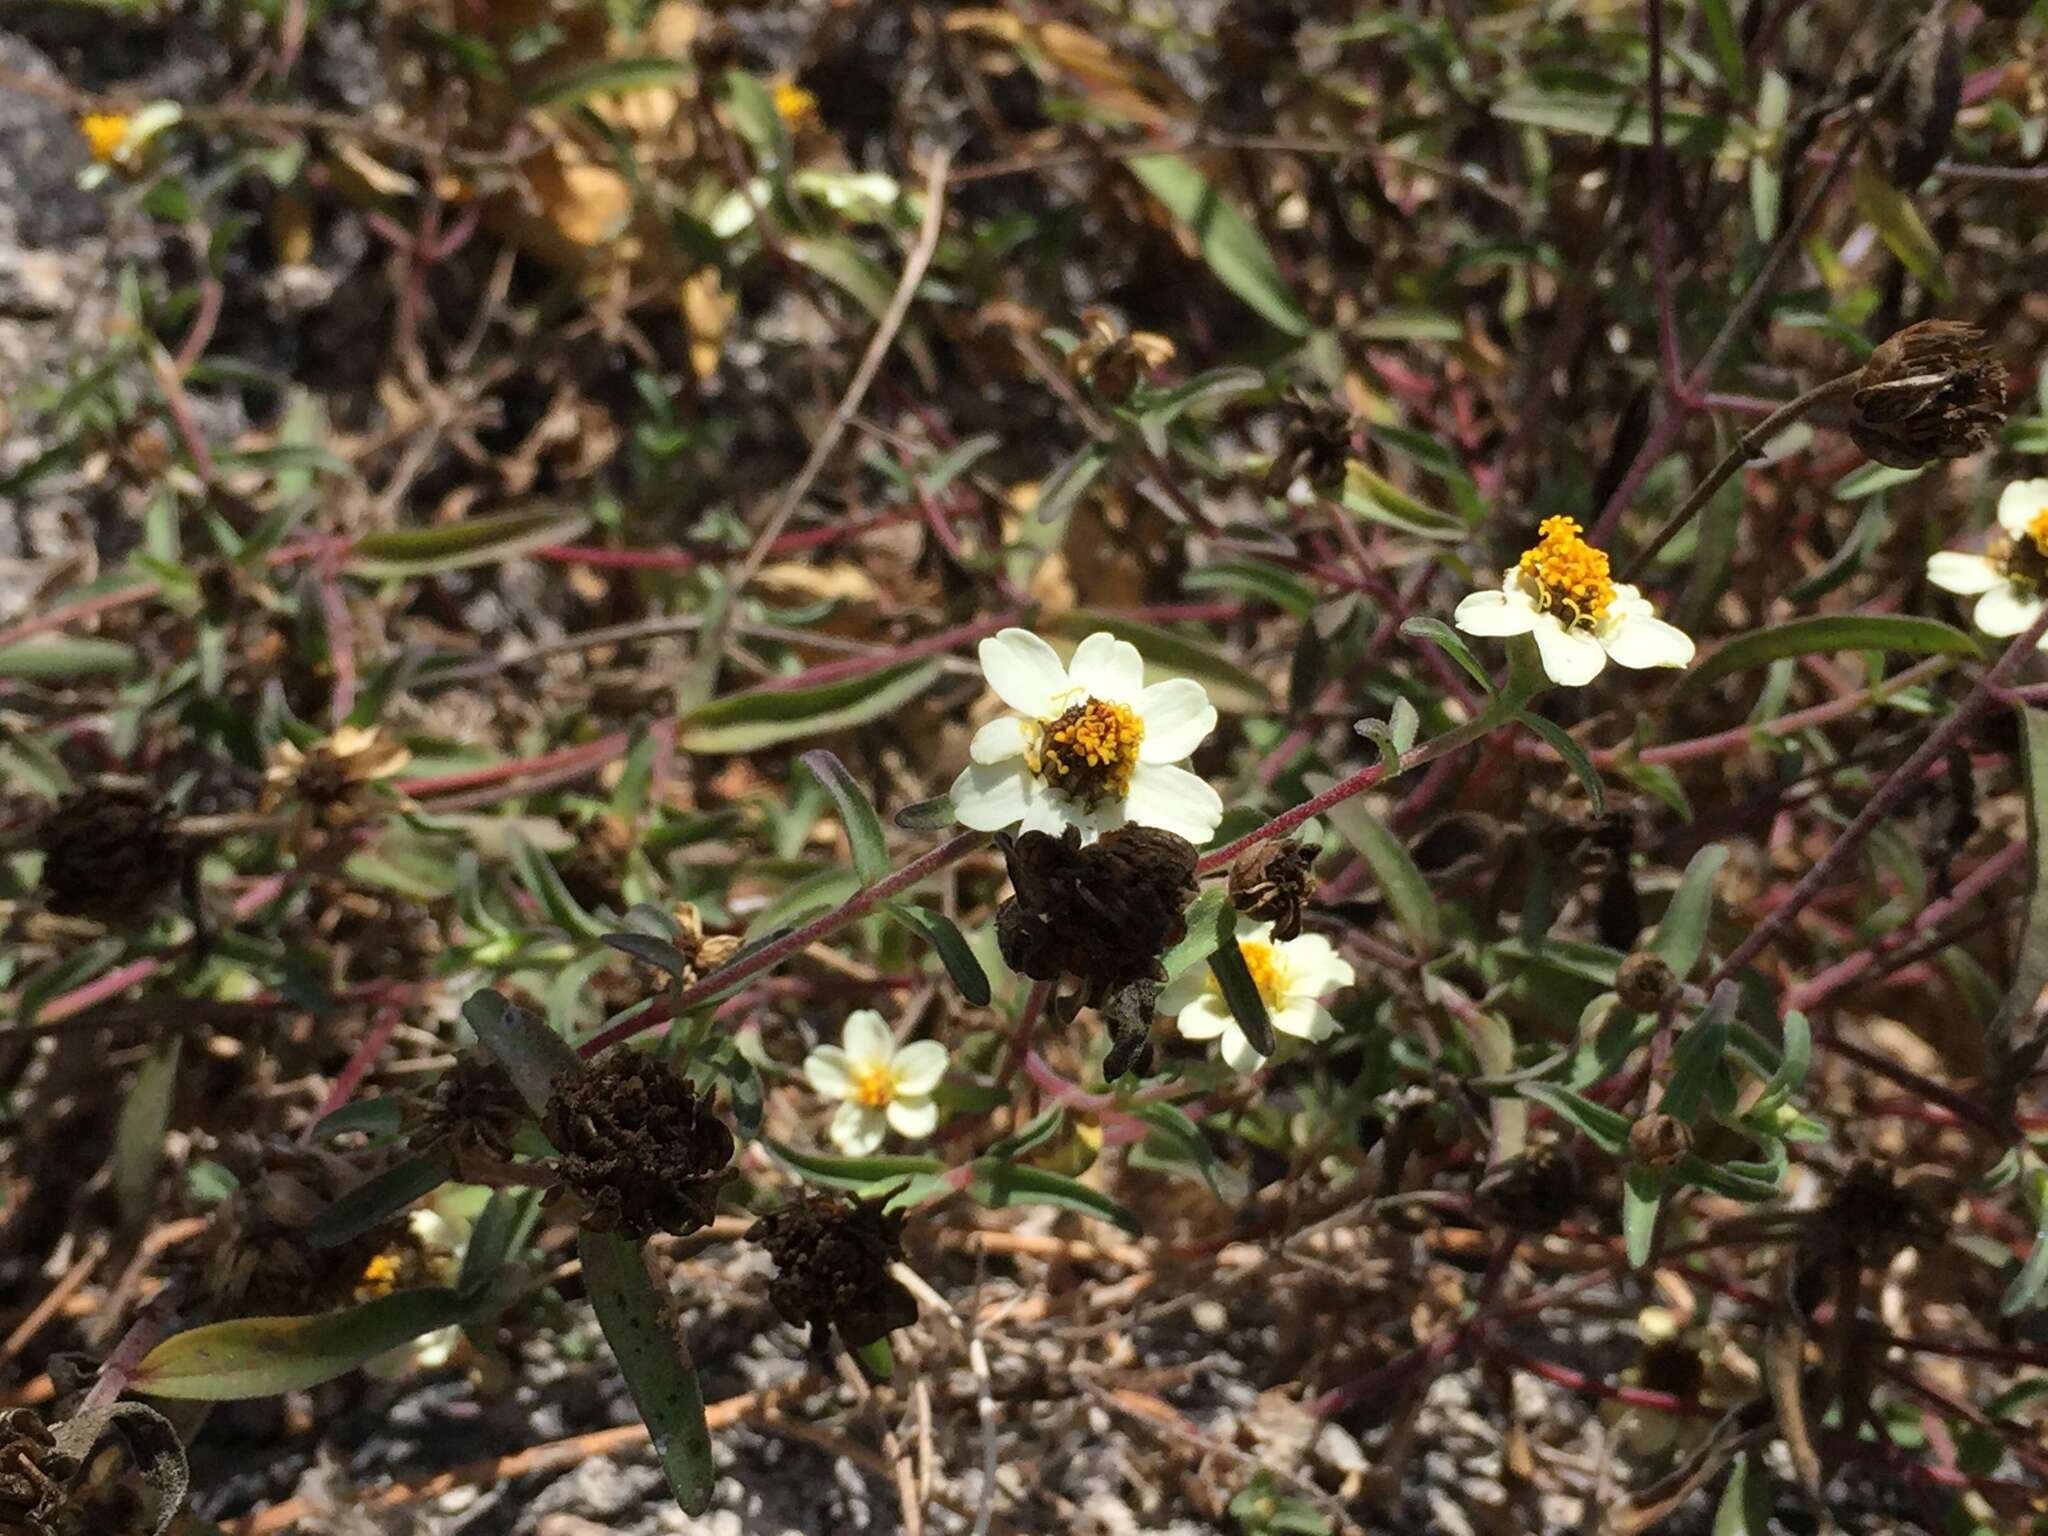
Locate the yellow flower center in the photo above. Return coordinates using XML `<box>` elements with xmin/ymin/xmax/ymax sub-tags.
<box><xmin>773</xmin><ymin>80</ymin><xmax>818</xmax><ymax>128</ymax></box>
<box><xmin>80</xmin><ymin>112</ymin><xmax>130</xmax><ymax>165</ymax></box>
<box><xmin>1207</xmin><ymin>940</ymin><xmax>1285</xmax><ymax>1008</ymax></box>
<box><xmin>1028</xmin><ymin>697</ymin><xmax>1144</xmax><ymax>808</ymax></box>
<box><xmin>356</xmin><ymin>1251</ymin><xmax>403</xmax><ymax>1300</ymax></box>
<box><xmin>1517</xmin><ymin>515</ymin><xmax>1615</xmax><ymax>628</ymax></box>
<box><xmin>850</xmin><ymin>1061</ymin><xmax>896</xmax><ymax>1109</ymax></box>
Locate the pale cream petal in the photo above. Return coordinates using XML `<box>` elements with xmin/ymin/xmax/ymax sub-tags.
<box><xmin>1134</xmin><ymin>678</ymin><xmax>1218</xmax><ymax>763</ymax></box>
<box><xmin>978</xmin><ymin>629</ymin><xmax>1071</xmax><ymax>717</ymax></box>
<box><xmin>1975</xmin><ymin>585</ymin><xmax>2044</xmax><ymax>638</ymax></box>
<box><xmin>1998</xmin><ymin>479</ymin><xmax>2048</xmax><ymax>533</ymax></box>
<box><xmin>1236</xmin><ymin>921</ymin><xmax>1277</xmax><ymax>947</ymax></box>
<box><xmin>803</xmin><ymin>1045</ymin><xmax>855</xmax><ymax>1099</ymax></box>
<box><xmin>1156</xmin><ymin>965</ymin><xmax>1210</xmax><ymax>1017</ymax></box>
<box><xmin>889</xmin><ymin>1040</ymin><xmax>948</xmax><ymax>1095</ymax></box>
<box><xmin>885</xmin><ymin>1095</ymin><xmax>938</xmax><ymax>1139</ymax></box>
<box><xmin>1453</xmin><ymin>587</ymin><xmax>1539</xmax><ymax>638</ymax></box>
<box><xmin>1532</xmin><ymin>617</ymin><xmax>1608</xmax><ymax>686</ymax></box>
<box><xmin>1018</xmin><ymin>791</ymin><xmax>1076</xmax><ymax>837</ymax></box>
<box><xmin>1600</xmin><ymin>612</ymin><xmax>1695</xmax><ymax>670</ymax></box>
<box><xmin>1066</xmin><ymin>631</ymin><xmax>1146</xmax><ymax>703</ymax></box>
<box><xmin>1122</xmin><ymin>762</ymin><xmax>1224</xmax><ymax>843</ymax></box>
<box><xmin>1174</xmin><ymin>994</ymin><xmax>1235</xmax><ymax>1040</ymax></box>
<box><xmin>1926</xmin><ymin>551</ymin><xmax>2003</xmax><ymax>595</ymax></box>
<box><xmin>1271</xmin><ymin>998</ymin><xmax>1323</xmax><ymax>1041</ymax></box>
<box><xmin>950</xmin><ymin>762</ymin><xmax>1033</xmax><ymax>830</ymax></box>
<box><xmin>841</xmin><ymin>1009</ymin><xmax>896</xmax><ymax>1066</ymax></box>
<box><xmin>830</xmin><ymin>1102</ymin><xmax>887</xmax><ymax>1154</ymax></box>
<box><xmin>1278</xmin><ymin>934</ymin><xmax>1355</xmax><ymax>992</ymax></box>
<box><xmin>969</xmin><ymin>715</ymin><xmax>1032</xmax><ymax>765</ymax></box>
<box><xmin>1218</xmin><ymin>1025</ymin><xmax>1269</xmax><ymax>1074</ymax></box>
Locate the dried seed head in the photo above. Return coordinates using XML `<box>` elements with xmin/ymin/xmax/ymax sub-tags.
<box><xmin>1227</xmin><ymin>837</ymin><xmax>1317</xmax><ymax>940</ymax></box>
<box><xmin>34</xmin><ymin>782</ymin><xmax>183</xmax><ymax>928</ymax></box>
<box><xmin>1474</xmin><ymin>1143</ymin><xmax>1581</xmax><ymax>1233</ymax></box>
<box><xmin>994</xmin><ymin>825</ymin><xmax>1200</xmax><ymax>1001</ymax></box>
<box><xmin>749</xmin><ymin>1192</ymin><xmax>918</xmax><ymax>1348</ymax></box>
<box><xmin>1628</xmin><ymin>1112</ymin><xmax>1692</xmax><ymax>1171</ymax></box>
<box><xmin>1616</xmin><ymin>952</ymin><xmax>1677</xmax><ymax>1014</ymax></box>
<box><xmin>196</xmin><ymin>1139</ymin><xmax>399</xmax><ymax>1316</ymax></box>
<box><xmin>1849</xmin><ymin>321</ymin><xmax>2008</xmax><ymax>470</ymax></box>
<box><xmin>261</xmin><ymin>725</ymin><xmax>411</xmax><ymax>852</ymax></box>
<box><xmin>409</xmin><ymin>1054</ymin><xmax>530</xmax><ymax>1165</ymax></box>
<box><xmin>0</xmin><ymin>1407</ymin><xmax>78</xmax><ymax>1534</ymax></box>
<box><xmin>1263</xmin><ymin>389</ymin><xmax>1357</xmax><ymax>496</ymax></box>
<box><xmin>542</xmin><ymin>1051</ymin><xmax>735</xmax><ymax>1239</ymax></box>
<box><xmin>1065</xmin><ymin>307</ymin><xmax>1175</xmax><ymax>405</ymax></box>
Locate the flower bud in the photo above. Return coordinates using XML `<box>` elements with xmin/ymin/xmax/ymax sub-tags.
<box><xmin>1629</xmin><ymin>1112</ymin><xmax>1692</xmax><ymax>1170</ymax></box>
<box><xmin>1616</xmin><ymin>952</ymin><xmax>1677</xmax><ymax>1014</ymax></box>
<box><xmin>1849</xmin><ymin>321</ymin><xmax>2007</xmax><ymax>470</ymax></box>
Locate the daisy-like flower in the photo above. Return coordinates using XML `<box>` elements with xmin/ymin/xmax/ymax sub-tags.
<box><xmin>805</xmin><ymin>1011</ymin><xmax>948</xmax><ymax>1155</ymax></box>
<box><xmin>1453</xmin><ymin>516</ymin><xmax>1695</xmax><ymax>686</ymax></box>
<box><xmin>1926</xmin><ymin>479</ymin><xmax>2048</xmax><ymax>645</ymax></box>
<box><xmin>80</xmin><ymin>111</ymin><xmax>130</xmax><ymax>165</ymax></box>
<box><xmin>951</xmin><ymin>629</ymin><xmax>1223</xmax><ymax>844</ymax></box>
<box><xmin>1157</xmin><ymin>921</ymin><xmax>1356</xmax><ymax>1072</ymax></box>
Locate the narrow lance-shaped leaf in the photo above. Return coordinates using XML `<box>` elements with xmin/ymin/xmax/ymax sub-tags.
<box><xmin>310</xmin><ymin>1154</ymin><xmax>458</xmax><ymax>1250</ymax></box>
<box><xmin>1650</xmin><ymin>844</ymin><xmax>1730</xmax><ymax>977</ymax></box>
<box><xmin>132</xmin><ymin>1289</ymin><xmax>474</xmax><ymax>1400</ymax></box>
<box><xmin>801</xmin><ymin>749</ymin><xmax>891</xmax><ymax>884</ymax></box>
<box><xmin>1207</xmin><ymin>937</ymin><xmax>1276</xmax><ymax>1057</ymax></box>
<box><xmin>887</xmin><ymin>903</ymin><xmax>993</xmax><ymax>1007</ymax></box>
<box><xmin>1622</xmin><ymin>1163</ymin><xmax>1666</xmax><ymax>1269</ymax></box>
<box><xmin>461</xmin><ymin>989</ymin><xmax>582</xmax><ymax>1116</ymax></box>
<box><xmin>1660</xmin><ymin>983</ymin><xmax>1736</xmax><ymax>1123</ymax></box>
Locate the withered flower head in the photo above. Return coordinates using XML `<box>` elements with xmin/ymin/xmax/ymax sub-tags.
<box><xmin>671</xmin><ymin>903</ymin><xmax>742</xmax><ymax>981</ymax></box>
<box><xmin>749</xmin><ymin>1192</ymin><xmax>918</xmax><ymax>1349</ymax></box>
<box><xmin>1849</xmin><ymin>321</ymin><xmax>2008</xmax><ymax>469</ymax></box>
<box><xmin>409</xmin><ymin>1054</ymin><xmax>530</xmax><ymax>1166</ymax></box>
<box><xmin>196</xmin><ymin>1138</ymin><xmax>399</xmax><ymax>1316</ymax></box>
<box><xmin>261</xmin><ymin>725</ymin><xmax>412</xmax><ymax>851</ymax></box>
<box><xmin>1065</xmin><ymin>307</ymin><xmax>1175</xmax><ymax>405</ymax></box>
<box><xmin>1615</xmin><ymin>951</ymin><xmax>1677</xmax><ymax>1014</ymax></box>
<box><xmin>542</xmin><ymin>1051</ymin><xmax>735</xmax><ymax>1239</ymax></box>
<box><xmin>1628</xmin><ymin>1112</ymin><xmax>1692</xmax><ymax>1171</ymax></box>
<box><xmin>0</xmin><ymin>1408</ymin><xmax>76</xmax><ymax>1535</ymax></box>
<box><xmin>1263</xmin><ymin>389</ymin><xmax>1358</xmax><ymax>496</ymax></box>
<box><xmin>995</xmin><ymin>824</ymin><xmax>1199</xmax><ymax>1001</ymax></box>
<box><xmin>34</xmin><ymin>781</ymin><xmax>183</xmax><ymax>928</ymax></box>
<box><xmin>1227</xmin><ymin>837</ymin><xmax>1317</xmax><ymax>940</ymax></box>
<box><xmin>1474</xmin><ymin>1142</ymin><xmax>1581</xmax><ymax>1233</ymax></box>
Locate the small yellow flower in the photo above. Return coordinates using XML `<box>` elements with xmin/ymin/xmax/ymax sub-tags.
<box><xmin>804</xmin><ymin>1011</ymin><xmax>948</xmax><ymax>1154</ymax></box>
<box><xmin>772</xmin><ymin>79</ymin><xmax>819</xmax><ymax>131</ymax></box>
<box><xmin>1926</xmin><ymin>479</ymin><xmax>2048</xmax><ymax>646</ymax></box>
<box><xmin>80</xmin><ymin>111</ymin><xmax>130</xmax><ymax>165</ymax></box>
<box><xmin>1158</xmin><ymin>922</ymin><xmax>1356</xmax><ymax>1072</ymax></box>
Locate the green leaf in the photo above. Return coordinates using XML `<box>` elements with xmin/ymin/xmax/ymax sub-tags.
<box><xmin>1033</xmin><ymin>441</ymin><xmax>1111</xmax><ymax>528</ymax></box>
<box><xmin>722</xmin><ymin>69</ymin><xmax>786</xmax><ymax>163</ymax></box>
<box><xmin>508</xmin><ymin>829</ymin><xmax>610</xmax><ymax>940</ymax></box>
<box><xmin>1519</xmin><ymin>1081</ymin><xmax>1632</xmax><ymax>1157</ymax></box>
<box><xmin>1126</xmin><ymin>155</ymin><xmax>1309</xmax><ymax>336</ymax></box>
<box><xmin>1340</xmin><ymin>465</ymin><xmax>1469</xmax><ymax>542</ymax></box>
<box><xmin>1681</xmin><ymin>615</ymin><xmax>1978</xmax><ymax>693</ymax></box>
<box><xmin>800</xmin><ymin>749</ymin><xmax>890</xmax><ymax>883</ymax></box>
<box><xmin>309</xmin><ymin>1154</ymin><xmax>457</xmax><ymax>1250</ymax></box>
<box><xmin>1851</xmin><ymin>150</ymin><xmax>1952</xmax><ymax>301</ymax></box>
<box><xmin>742</xmin><ymin>866</ymin><xmax>863</xmax><ymax>942</ymax></box>
<box><xmin>115</xmin><ymin>1037</ymin><xmax>181</xmax><ymax>1228</ymax></box>
<box><xmin>886</xmin><ymin>904</ymin><xmax>992</xmax><ymax>1007</ymax></box>
<box><xmin>525</xmin><ymin>56</ymin><xmax>692</xmax><ymax>109</ymax></box>
<box><xmin>1622</xmin><ymin>1163</ymin><xmax>1666</xmax><ymax>1268</ymax></box>
<box><xmin>768</xmin><ymin>1140</ymin><xmax>946</xmax><ymax>1198</ymax></box>
<box><xmin>132</xmin><ymin>1289</ymin><xmax>474</xmax><ymax>1399</ymax></box>
<box><xmin>579</xmin><ymin>1230</ymin><xmax>715</xmax><ymax>1515</ymax></box>
<box><xmin>1755</xmin><ymin>1009</ymin><xmax>1812</xmax><ymax>1113</ymax></box>
<box><xmin>312</xmin><ymin>1099</ymin><xmax>405</xmax><ymax>1142</ymax></box>
<box><xmin>1650</xmin><ymin>844</ymin><xmax>1729</xmax><ymax>977</ymax></box>
<box><xmin>460</xmin><ymin>990</ymin><xmax>581</xmax><ymax>1116</ymax></box>
<box><xmin>678</xmin><ymin>661</ymin><xmax>943</xmax><ymax>754</ymax></box>
<box><xmin>1207</xmin><ymin>938</ymin><xmax>1277</xmax><ymax>1057</ymax></box>
<box><xmin>853</xmin><ymin>1337</ymin><xmax>894</xmax><ymax>1380</ymax></box>
<box><xmin>1993</xmin><ymin>706</ymin><xmax>2048</xmax><ymax>1097</ymax></box>
<box><xmin>1661</xmin><ymin>984</ymin><xmax>1734</xmax><ymax>1123</ymax></box>
<box><xmin>1674</xmin><ymin>1152</ymin><xmax>1780</xmax><ymax>1202</ymax></box>
<box><xmin>348</xmin><ymin>506</ymin><xmax>591</xmax><ymax>578</ymax></box>
<box><xmin>1160</xmin><ymin>887</ymin><xmax>1234</xmax><ymax>982</ymax></box>
<box><xmin>1184</xmin><ymin>560</ymin><xmax>1314</xmax><ymax>618</ymax></box>
<box><xmin>458</xmin><ymin>1189</ymin><xmax>542</xmax><ymax>1300</ymax></box>
<box><xmin>785</xmin><ymin>236</ymin><xmax>894</xmax><ymax>322</ymax></box>
<box><xmin>893</xmin><ymin>793</ymin><xmax>956</xmax><ymax>831</ymax></box>
<box><xmin>1700</xmin><ymin>0</ymin><xmax>1746</xmax><ymax>96</ymax></box>
<box><xmin>1399</xmin><ymin>617</ymin><xmax>1493</xmax><ymax>694</ymax></box>
<box><xmin>1517</xmin><ymin>713</ymin><xmax>1606</xmax><ymax>814</ymax></box>
<box><xmin>0</xmin><ymin>635</ymin><xmax>139</xmax><ymax>680</ymax></box>
<box><xmin>1490</xmin><ymin>89</ymin><xmax>1725</xmax><ymax>153</ymax></box>
<box><xmin>1042</xmin><ymin>609</ymin><xmax>1269</xmax><ymax>715</ymax></box>
<box><xmin>1319</xmin><ymin>791</ymin><xmax>1438</xmax><ymax>953</ymax></box>
<box><xmin>967</xmin><ymin>1160</ymin><xmax>1141</xmax><ymax>1234</ymax></box>
<box><xmin>1714</xmin><ymin>1452</ymin><xmax>1775</xmax><ymax>1536</ymax></box>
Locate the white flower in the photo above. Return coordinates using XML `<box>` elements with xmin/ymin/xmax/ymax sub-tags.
<box><xmin>1157</xmin><ymin>921</ymin><xmax>1356</xmax><ymax>1072</ymax></box>
<box><xmin>949</xmin><ymin>628</ymin><xmax>1224</xmax><ymax>844</ymax></box>
<box><xmin>1926</xmin><ymin>479</ymin><xmax>2048</xmax><ymax>645</ymax></box>
<box><xmin>1453</xmin><ymin>516</ymin><xmax>1694</xmax><ymax>687</ymax></box>
<box><xmin>804</xmin><ymin>1010</ymin><xmax>948</xmax><ymax>1154</ymax></box>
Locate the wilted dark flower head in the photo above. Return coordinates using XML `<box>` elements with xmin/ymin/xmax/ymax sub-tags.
<box><xmin>0</xmin><ymin>1408</ymin><xmax>76</xmax><ymax>1536</ymax></box>
<box><xmin>34</xmin><ymin>782</ymin><xmax>182</xmax><ymax>928</ymax></box>
<box><xmin>749</xmin><ymin>1192</ymin><xmax>917</xmax><ymax>1349</ymax></box>
<box><xmin>196</xmin><ymin>1138</ymin><xmax>397</xmax><ymax>1316</ymax></box>
<box><xmin>542</xmin><ymin>1051</ymin><xmax>735</xmax><ymax>1239</ymax></box>
<box><xmin>995</xmin><ymin>825</ymin><xmax>1199</xmax><ymax>1001</ymax></box>
<box><xmin>1849</xmin><ymin>321</ymin><xmax>2007</xmax><ymax>469</ymax></box>
<box><xmin>1263</xmin><ymin>389</ymin><xmax>1357</xmax><ymax>497</ymax></box>
<box><xmin>409</xmin><ymin>1054</ymin><xmax>530</xmax><ymax>1166</ymax></box>
<box><xmin>1227</xmin><ymin>837</ymin><xmax>1316</xmax><ymax>940</ymax></box>
<box><xmin>1474</xmin><ymin>1142</ymin><xmax>1581</xmax><ymax>1233</ymax></box>
<box><xmin>1065</xmin><ymin>307</ymin><xmax>1175</xmax><ymax>405</ymax></box>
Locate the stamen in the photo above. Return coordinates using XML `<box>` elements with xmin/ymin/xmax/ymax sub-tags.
<box><xmin>1517</xmin><ymin>515</ymin><xmax>1616</xmax><ymax>628</ymax></box>
<box><xmin>1027</xmin><ymin>698</ymin><xmax>1144</xmax><ymax>808</ymax></box>
<box><xmin>851</xmin><ymin>1063</ymin><xmax>896</xmax><ymax>1109</ymax></box>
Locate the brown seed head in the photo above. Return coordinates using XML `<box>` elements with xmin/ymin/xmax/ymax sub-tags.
<box><xmin>34</xmin><ymin>782</ymin><xmax>183</xmax><ymax>928</ymax></box>
<box><xmin>410</xmin><ymin>1054</ymin><xmax>530</xmax><ymax>1166</ymax></box>
<box><xmin>1849</xmin><ymin>321</ymin><xmax>2007</xmax><ymax>469</ymax></box>
<box><xmin>1262</xmin><ymin>389</ymin><xmax>1358</xmax><ymax>496</ymax></box>
<box><xmin>195</xmin><ymin>1139</ymin><xmax>399</xmax><ymax>1316</ymax></box>
<box><xmin>1227</xmin><ymin>837</ymin><xmax>1317</xmax><ymax>940</ymax></box>
<box><xmin>749</xmin><ymin>1192</ymin><xmax>918</xmax><ymax>1348</ymax></box>
<box><xmin>261</xmin><ymin>725</ymin><xmax>412</xmax><ymax>852</ymax></box>
<box><xmin>542</xmin><ymin>1051</ymin><xmax>735</xmax><ymax>1239</ymax></box>
<box><xmin>1065</xmin><ymin>307</ymin><xmax>1175</xmax><ymax>405</ymax></box>
<box><xmin>995</xmin><ymin>825</ymin><xmax>1199</xmax><ymax>1001</ymax></box>
<box><xmin>1628</xmin><ymin>1112</ymin><xmax>1693</xmax><ymax>1171</ymax></box>
<box><xmin>1616</xmin><ymin>952</ymin><xmax>1677</xmax><ymax>1014</ymax></box>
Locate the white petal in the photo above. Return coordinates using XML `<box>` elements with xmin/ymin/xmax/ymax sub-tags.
<box><xmin>1974</xmin><ymin>585</ymin><xmax>2044</xmax><ymax>638</ymax></box>
<box><xmin>1174</xmin><ymin>994</ymin><xmax>1235</xmax><ymax>1041</ymax></box>
<box><xmin>1278</xmin><ymin>934</ymin><xmax>1355</xmax><ymax>992</ymax></box>
<box><xmin>1157</xmin><ymin>966</ymin><xmax>1209</xmax><ymax>1017</ymax></box>
<box><xmin>1998</xmin><ymin>479</ymin><xmax>2048</xmax><ymax>533</ymax></box>
<box><xmin>1133</xmin><ymin>679</ymin><xmax>1218</xmax><ymax>763</ymax></box>
<box><xmin>890</xmin><ymin>1040</ymin><xmax>948</xmax><ymax>1095</ymax></box>
<box><xmin>1236</xmin><ymin>921</ymin><xmax>1277</xmax><ymax>947</ymax></box>
<box><xmin>1532</xmin><ymin>617</ymin><xmax>1608</xmax><ymax>686</ymax></box>
<box><xmin>1122</xmin><ymin>762</ymin><xmax>1224</xmax><ymax>843</ymax></box>
<box><xmin>885</xmin><ymin>1095</ymin><xmax>938</xmax><ymax>1139</ymax></box>
<box><xmin>1453</xmin><ymin>587</ymin><xmax>1539</xmax><ymax>637</ymax></box>
<box><xmin>1926</xmin><ymin>551</ymin><xmax>2003</xmax><ymax>595</ymax></box>
<box><xmin>804</xmin><ymin>1045</ymin><xmax>854</xmax><ymax>1099</ymax></box>
<box><xmin>950</xmin><ymin>762</ymin><xmax>1033</xmax><ymax>830</ymax></box>
<box><xmin>969</xmin><ymin>715</ymin><xmax>1032</xmax><ymax>765</ymax></box>
<box><xmin>841</xmin><ymin>1009</ymin><xmax>896</xmax><ymax>1066</ymax></box>
<box><xmin>1066</xmin><ymin>631</ymin><xmax>1145</xmax><ymax>703</ymax></box>
<box><xmin>1600</xmin><ymin>612</ymin><xmax>1695</xmax><ymax>670</ymax></box>
<box><xmin>830</xmin><ymin>1102</ymin><xmax>887</xmax><ymax>1154</ymax></box>
<box><xmin>1218</xmin><ymin>1025</ymin><xmax>1269</xmax><ymax>1074</ymax></box>
<box><xmin>1018</xmin><ymin>791</ymin><xmax>1077</xmax><ymax>837</ymax></box>
<box><xmin>978</xmin><ymin>629</ymin><xmax>1071</xmax><ymax>717</ymax></box>
<box><xmin>1271</xmin><ymin>998</ymin><xmax>1323</xmax><ymax>1041</ymax></box>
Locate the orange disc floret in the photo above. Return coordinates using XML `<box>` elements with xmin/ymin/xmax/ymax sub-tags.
<box><xmin>1518</xmin><ymin>515</ymin><xmax>1616</xmax><ymax>626</ymax></box>
<box><xmin>1029</xmin><ymin>698</ymin><xmax>1144</xmax><ymax>806</ymax></box>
